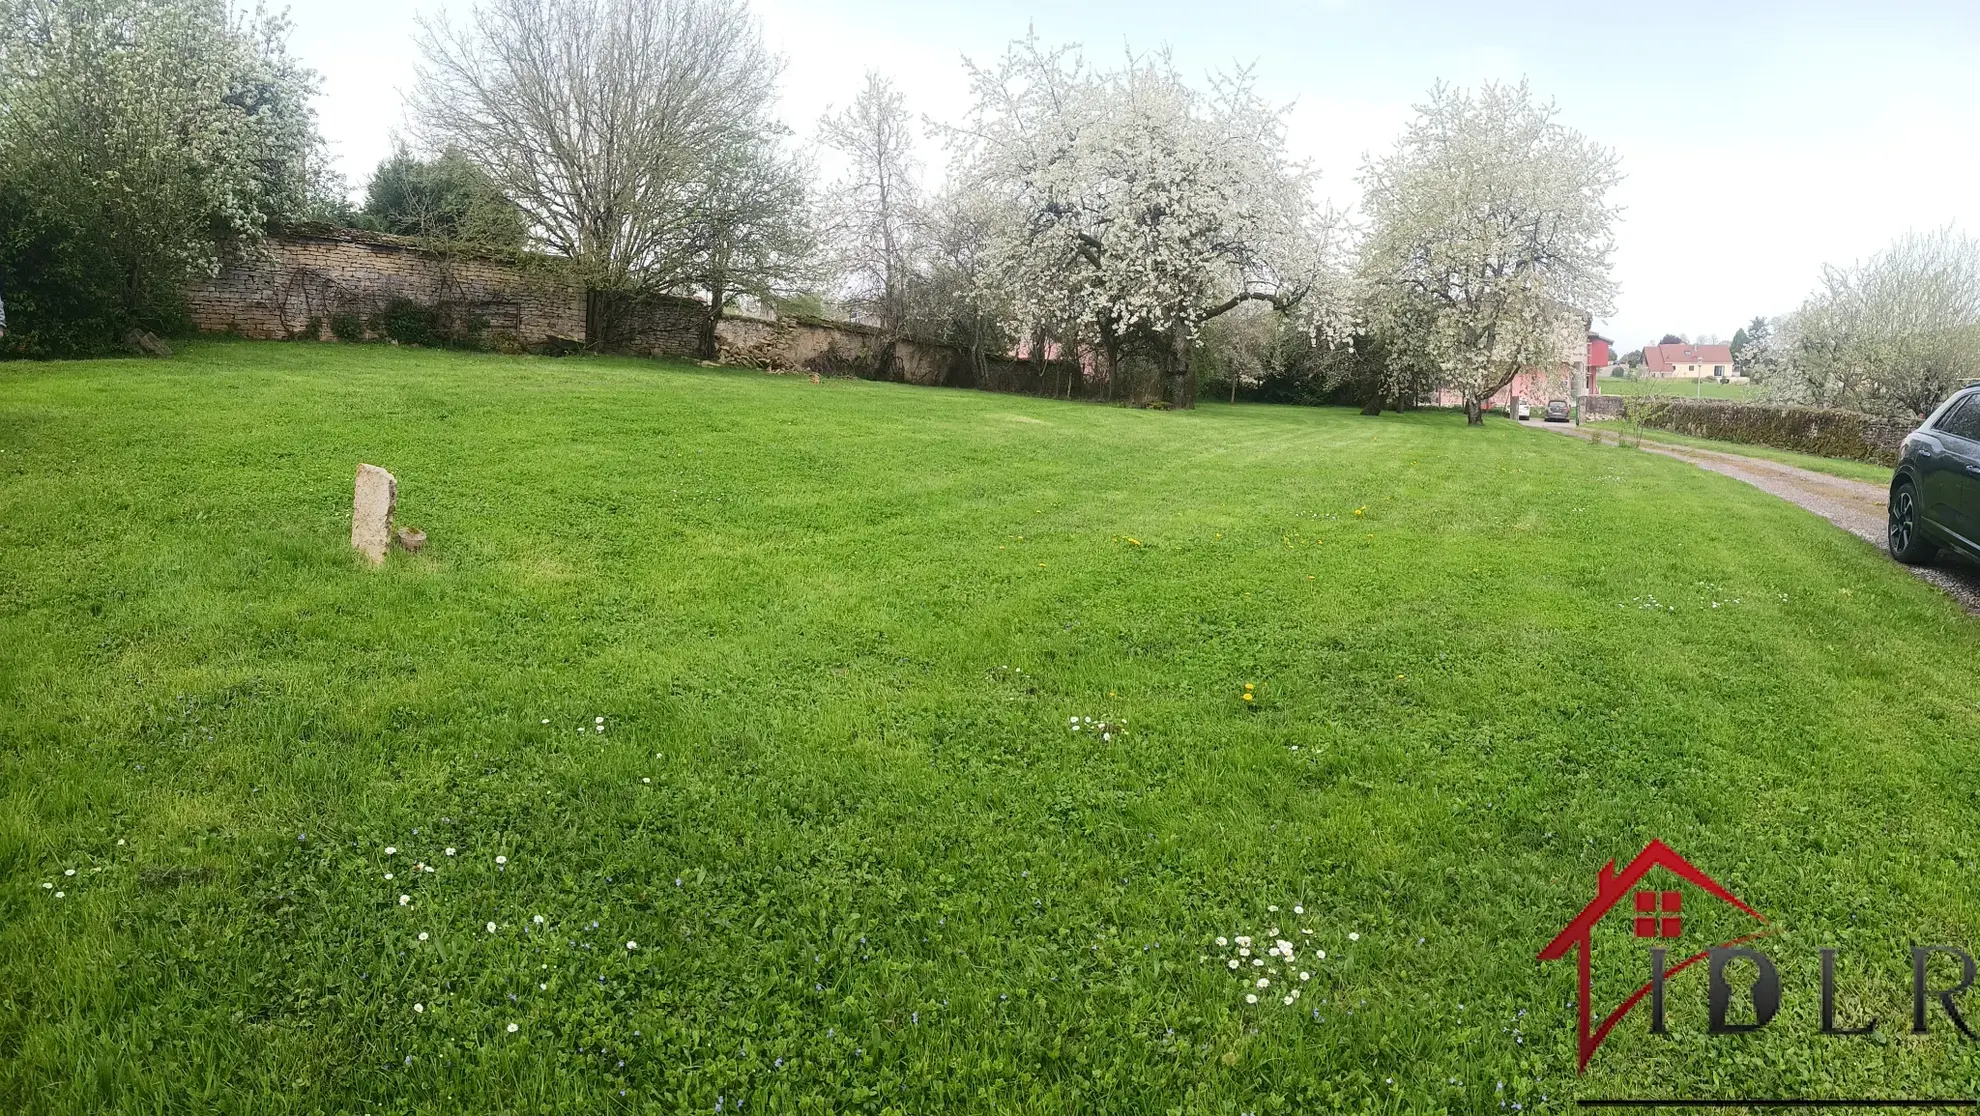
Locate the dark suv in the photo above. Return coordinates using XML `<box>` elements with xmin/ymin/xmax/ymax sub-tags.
<box><xmin>1889</xmin><ymin>385</ymin><xmax>1980</xmax><ymax>564</ymax></box>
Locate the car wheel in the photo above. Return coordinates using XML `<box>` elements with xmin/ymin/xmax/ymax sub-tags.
<box><xmin>1888</xmin><ymin>481</ymin><xmax>1938</xmax><ymax>565</ymax></box>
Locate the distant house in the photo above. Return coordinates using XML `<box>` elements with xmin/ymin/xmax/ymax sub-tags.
<box><xmin>1642</xmin><ymin>342</ymin><xmax>1736</xmax><ymax>380</ymax></box>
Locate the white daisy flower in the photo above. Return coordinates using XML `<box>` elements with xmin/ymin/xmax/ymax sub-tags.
<box><xmin>385</xmin><ymin>873</ymin><xmax>394</xmax><ymax>880</ymax></box>
<box><xmin>595</xmin><ymin>717</ymin><xmax>605</xmax><ymax>724</ymax></box>
<box><xmin>418</xmin><ymin>932</ymin><xmax>429</xmax><ymax>941</ymax></box>
<box><xmin>1348</xmin><ymin>932</ymin><xmax>1359</xmax><ymax>942</ymax></box>
<box><xmin>1256</xmin><ymin>978</ymin><xmax>1269</xmax><ymax>989</ymax></box>
<box><xmin>384</xmin><ymin>847</ymin><xmax>396</xmax><ymax>856</ymax></box>
<box><xmin>1227</xmin><ymin>959</ymin><xmax>1240</xmax><ymax>970</ymax></box>
<box><xmin>445</xmin><ymin>848</ymin><xmax>456</xmax><ymax>856</ymax></box>
<box><xmin>1293</xmin><ymin>905</ymin><xmax>1304</xmax><ymax>915</ymax></box>
<box><xmin>533</xmin><ymin>915</ymin><xmax>545</xmax><ymax>925</ymax></box>
<box><xmin>1245</xmin><ymin>994</ymin><xmax>1258</xmax><ymax>1004</ymax></box>
<box><xmin>64</xmin><ymin>869</ymin><xmax>76</xmax><ymax>877</ymax></box>
<box><xmin>487</xmin><ymin>922</ymin><xmax>497</xmax><ymax>933</ymax></box>
<box><xmin>626</xmin><ymin>941</ymin><xmax>637</xmax><ymax>951</ymax></box>
<box><xmin>54</xmin><ymin>891</ymin><xmax>64</xmax><ymax>898</ymax></box>
<box><xmin>399</xmin><ymin>895</ymin><xmax>410</xmax><ymax>905</ymax></box>
<box><xmin>1215</xmin><ymin>937</ymin><xmax>1228</xmax><ymax>947</ymax></box>
<box><xmin>1300</xmin><ymin>971</ymin><xmax>1310</xmax><ymax>981</ymax></box>
<box><xmin>414</xmin><ymin>1003</ymin><xmax>424</xmax><ymax>1013</ymax></box>
<box><xmin>507</xmin><ymin>1023</ymin><xmax>519</xmax><ymax>1033</ymax></box>
<box><xmin>495</xmin><ymin>856</ymin><xmax>507</xmax><ymax>865</ymax></box>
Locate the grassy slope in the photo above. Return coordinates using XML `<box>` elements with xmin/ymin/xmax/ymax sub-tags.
<box><xmin>1592</xmin><ymin>377</ymin><xmax>1759</xmax><ymax>400</ymax></box>
<box><xmin>1586</xmin><ymin>425</ymin><xmax>1896</xmax><ymax>485</ymax></box>
<box><xmin>3</xmin><ymin>341</ymin><xmax>1979</xmax><ymax>1115</ymax></box>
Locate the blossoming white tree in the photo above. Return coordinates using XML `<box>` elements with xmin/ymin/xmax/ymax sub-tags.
<box><xmin>1359</xmin><ymin>81</ymin><xmax>1621</xmax><ymax>424</ymax></box>
<box><xmin>0</xmin><ymin>0</ymin><xmax>329</xmax><ymax>352</ymax></box>
<box><xmin>1753</xmin><ymin>227</ymin><xmax>1980</xmax><ymax>417</ymax></box>
<box><xmin>946</xmin><ymin>37</ymin><xmax>1345</xmax><ymax>407</ymax></box>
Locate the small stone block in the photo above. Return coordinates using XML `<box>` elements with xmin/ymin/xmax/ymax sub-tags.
<box><xmin>394</xmin><ymin>527</ymin><xmax>427</xmax><ymax>553</ymax></box>
<box><xmin>352</xmin><ymin>464</ymin><xmax>397</xmax><ymax>565</ymax></box>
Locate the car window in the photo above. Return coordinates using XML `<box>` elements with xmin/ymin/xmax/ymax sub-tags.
<box><xmin>1939</xmin><ymin>395</ymin><xmax>1980</xmax><ymax>442</ymax></box>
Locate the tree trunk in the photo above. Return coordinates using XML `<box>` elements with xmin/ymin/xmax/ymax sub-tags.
<box><xmin>1465</xmin><ymin>397</ymin><xmax>1484</xmax><ymax>425</ymax></box>
<box><xmin>697</xmin><ymin>277</ymin><xmax>726</xmax><ymax>361</ymax></box>
<box><xmin>1164</xmin><ymin>325</ymin><xmax>1195</xmax><ymax>409</ymax></box>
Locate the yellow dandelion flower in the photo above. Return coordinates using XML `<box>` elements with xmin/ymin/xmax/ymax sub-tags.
<box><xmin>1241</xmin><ymin>693</ymin><xmax>1254</xmax><ymax>702</ymax></box>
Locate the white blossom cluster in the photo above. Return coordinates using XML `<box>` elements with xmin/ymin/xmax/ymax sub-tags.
<box><xmin>1358</xmin><ymin>81</ymin><xmax>1620</xmax><ymax>422</ymax></box>
<box><xmin>943</xmin><ymin>37</ymin><xmax>1349</xmax><ymax>397</ymax></box>
<box><xmin>1750</xmin><ymin>227</ymin><xmax>1980</xmax><ymax>418</ymax></box>
<box><xmin>1207</xmin><ymin>908</ymin><xmax>1343</xmax><ymax>1007</ymax></box>
<box><xmin>0</xmin><ymin>0</ymin><xmax>328</xmax><ymax>281</ymax></box>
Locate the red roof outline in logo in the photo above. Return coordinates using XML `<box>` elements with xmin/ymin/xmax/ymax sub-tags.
<box><xmin>1536</xmin><ymin>839</ymin><xmax>1772</xmax><ymax>1071</ymax></box>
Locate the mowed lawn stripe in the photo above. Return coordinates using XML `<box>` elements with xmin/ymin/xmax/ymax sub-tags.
<box><xmin>1</xmin><ymin>340</ymin><xmax>1977</xmax><ymax>1113</ymax></box>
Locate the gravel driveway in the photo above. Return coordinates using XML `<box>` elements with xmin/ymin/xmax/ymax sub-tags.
<box><xmin>1529</xmin><ymin>421</ymin><xmax>1980</xmax><ymax>613</ymax></box>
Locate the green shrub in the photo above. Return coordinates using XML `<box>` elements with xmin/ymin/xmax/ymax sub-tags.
<box><xmin>372</xmin><ymin>299</ymin><xmax>445</xmax><ymax>347</ymax></box>
<box><xmin>328</xmin><ymin>312</ymin><xmax>365</xmax><ymax>342</ymax></box>
<box><xmin>1629</xmin><ymin>398</ymin><xmax>1913</xmax><ymax>466</ymax></box>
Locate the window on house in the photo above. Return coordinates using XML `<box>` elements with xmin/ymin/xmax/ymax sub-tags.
<box><xmin>1634</xmin><ymin>889</ymin><xmax>1681</xmax><ymax>938</ymax></box>
<box><xmin>1714</xmin><ymin>365</ymin><xmax>1724</xmax><ymax>376</ymax></box>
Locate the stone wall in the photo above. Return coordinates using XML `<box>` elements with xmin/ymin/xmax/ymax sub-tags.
<box><xmin>189</xmin><ymin>226</ymin><xmax>585</xmax><ymax>346</ymax></box>
<box><xmin>190</xmin><ymin>229</ymin><xmax>1095</xmax><ymax>397</ymax></box>
<box><xmin>715</xmin><ymin>313</ymin><xmax>1094</xmax><ymax>396</ymax></box>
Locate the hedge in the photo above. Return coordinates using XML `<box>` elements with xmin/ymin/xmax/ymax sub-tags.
<box><xmin>1626</xmin><ymin>397</ymin><xmax>1914</xmax><ymax>467</ymax></box>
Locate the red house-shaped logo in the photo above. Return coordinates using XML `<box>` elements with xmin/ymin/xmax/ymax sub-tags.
<box><xmin>1537</xmin><ymin>840</ymin><xmax>1772</xmax><ymax>1071</ymax></box>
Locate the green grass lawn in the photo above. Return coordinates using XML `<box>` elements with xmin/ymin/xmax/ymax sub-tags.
<box><xmin>5</xmin><ymin>341</ymin><xmax>1980</xmax><ymax>1114</ymax></box>
<box><xmin>1593</xmin><ymin>376</ymin><xmax>1759</xmax><ymax>401</ymax></box>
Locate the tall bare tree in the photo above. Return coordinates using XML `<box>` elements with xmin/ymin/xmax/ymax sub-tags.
<box><xmin>412</xmin><ymin>0</ymin><xmax>779</xmax><ymax>339</ymax></box>
<box><xmin>817</xmin><ymin>72</ymin><xmax>920</xmax><ymax>333</ymax></box>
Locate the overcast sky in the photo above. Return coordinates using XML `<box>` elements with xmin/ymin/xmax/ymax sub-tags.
<box><xmin>292</xmin><ymin>0</ymin><xmax>1980</xmax><ymax>352</ymax></box>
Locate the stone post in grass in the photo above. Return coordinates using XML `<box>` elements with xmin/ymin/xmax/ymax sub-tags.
<box><xmin>352</xmin><ymin>464</ymin><xmax>397</xmax><ymax>565</ymax></box>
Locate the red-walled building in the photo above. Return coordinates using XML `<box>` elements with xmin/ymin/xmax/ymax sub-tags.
<box><xmin>1584</xmin><ymin>333</ymin><xmax>1612</xmax><ymax>395</ymax></box>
